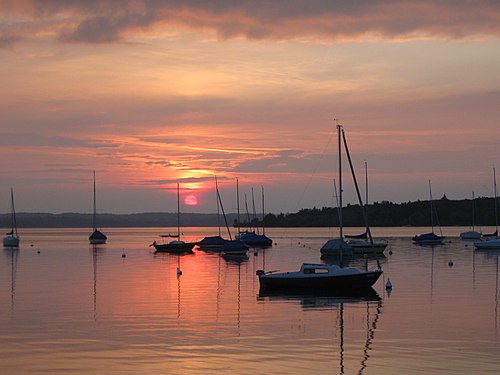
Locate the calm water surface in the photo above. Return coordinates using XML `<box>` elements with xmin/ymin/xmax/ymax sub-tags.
<box><xmin>0</xmin><ymin>227</ymin><xmax>499</xmax><ymax>374</ymax></box>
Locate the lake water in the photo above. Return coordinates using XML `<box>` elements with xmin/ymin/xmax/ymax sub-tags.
<box><xmin>1</xmin><ymin>227</ymin><xmax>499</xmax><ymax>374</ymax></box>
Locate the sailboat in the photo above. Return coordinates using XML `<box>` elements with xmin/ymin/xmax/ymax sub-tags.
<box><xmin>197</xmin><ymin>176</ymin><xmax>227</xmax><ymax>251</ymax></box>
<box><xmin>321</xmin><ymin>124</ymin><xmax>377</xmax><ymax>256</ymax></box>
<box><xmin>345</xmin><ymin>161</ymin><xmax>387</xmax><ymax>253</ymax></box>
<box><xmin>412</xmin><ymin>180</ymin><xmax>445</xmax><ymax>245</ymax></box>
<box><xmin>237</xmin><ymin>186</ymin><xmax>272</xmax><ymax>247</ymax></box>
<box><xmin>152</xmin><ymin>183</ymin><xmax>196</xmax><ymax>253</ymax></box>
<box><xmin>220</xmin><ymin>178</ymin><xmax>248</xmax><ymax>256</ymax></box>
<box><xmin>3</xmin><ymin>188</ymin><xmax>20</xmax><ymax>247</ymax></box>
<box><xmin>474</xmin><ymin>168</ymin><xmax>500</xmax><ymax>249</ymax></box>
<box><xmin>460</xmin><ymin>191</ymin><xmax>482</xmax><ymax>240</ymax></box>
<box><xmin>89</xmin><ymin>171</ymin><xmax>107</xmax><ymax>245</ymax></box>
<box><xmin>320</xmin><ymin>125</ymin><xmax>352</xmax><ymax>256</ymax></box>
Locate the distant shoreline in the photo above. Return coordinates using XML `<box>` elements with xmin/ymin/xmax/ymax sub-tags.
<box><xmin>1</xmin><ymin>196</ymin><xmax>499</xmax><ymax>228</ymax></box>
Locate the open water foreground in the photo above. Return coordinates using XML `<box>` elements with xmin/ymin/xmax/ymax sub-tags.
<box><xmin>0</xmin><ymin>227</ymin><xmax>499</xmax><ymax>374</ymax></box>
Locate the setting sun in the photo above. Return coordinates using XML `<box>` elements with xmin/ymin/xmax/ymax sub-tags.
<box><xmin>184</xmin><ymin>194</ymin><xmax>198</xmax><ymax>206</ymax></box>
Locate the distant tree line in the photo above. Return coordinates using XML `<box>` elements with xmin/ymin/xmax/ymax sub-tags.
<box><xmin>236</xmin><ymin>196</ymin><xmax>500</xmax><ymax>228</ymax></box>
<box><xmin>0</xmin><ymin>196</ymin><xmax>498</xmax><ymax>228</ymax></box>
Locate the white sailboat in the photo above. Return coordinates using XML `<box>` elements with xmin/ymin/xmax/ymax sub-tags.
<box><xmin>474</xmin><ymin>168</ymin><xmax>500</xmax><ymax>249</ymax></box>
<box><xmin>320</xmin><ymin>124</ymin><xmax>352</xmax><ymax>256</ymax></box>
<box><xmin>89</xmin><ymin>171</ymin><xmax>107</xmax><ymax>244</ymax></box>
<box><xmin>460</xmin><ymin>191</ymin><xmax>482</xmax><ymax>240</ymax></box>
<box><xmin>3</xmin><ymin>188</ymin><xmax>20</xmax><ymax>247</ymax></box>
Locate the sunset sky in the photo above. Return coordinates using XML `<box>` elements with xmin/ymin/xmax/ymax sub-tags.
<box><xmin>1</xmin><ymin>1</ymin><xmax>500</xmax><ymax>215</ymax></box>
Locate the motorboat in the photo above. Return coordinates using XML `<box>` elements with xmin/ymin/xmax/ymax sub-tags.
<box><xmin>256</xmin><ymin>263</ymin><xmax>383</xmax><ymax>292</ymax></box>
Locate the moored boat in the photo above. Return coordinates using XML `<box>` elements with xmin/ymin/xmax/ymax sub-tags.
<box><xmin>89</xmin><ymin>171</ymin><xmax>107</xmax><ymax>244</ymax></box>
<box><xmin>221</xmin><ymin>239</ymin><xmax>248</xmax><ymax>255</ymax></box>
<box><xmin>474</xmin><ymin>168</ymin><xmax>500</xmax><ymax>250</ymax></box>
<box><xmin>3</xmin><ymin>188</ymin><xmax>19</xmax><ymax>247</ymax></box>
<box><xmin>413</xmin><ymin>180</ymin><xmax>445</xmax><ymax>245</ymax></box>
<box><xmin>460</xmin><ymin>191</ymin><xmax>482</xmax><ymax>240</ymax></box>
<box><xmin>237</xmin><ymin>231</ymin><xmax>272</xmax><ymax>247</ymax></box>
<box><xmin>256</xmin><ymin>263</ymin><xmax>383</xmax><ymax>292</ymax></box>
<box><xmin>460</xmin><ymin>230</ymin><xmax>482</xmax><ymax>240</ymax></box>
<box><xmin>412</xmin><ymin>232</ymin><xmax>445</xmax><ymax>245</ymax></box>
<box><xmin>152</xmin><ymin>183</ymin><xmax>195</xmax><ymax>254</ymax></box>
<box><xmin>197</xmin><ymin>235</ymin><xmax>227</xmax><ymax>250</ymax></box>
<box><xmin>473</xmin><ymin>237</ymin><xmax>500</xmax><ymax>250</ymax></box>
<box><xmin>153</xmin><ymin>238</ymin><xmax>195</xmax><ymax>253</ymax></box>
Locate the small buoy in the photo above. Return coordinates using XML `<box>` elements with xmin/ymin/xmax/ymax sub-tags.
<box><xmin>37</xmin><ymin>250</ymin><xmax>40</xmax><ymax>254</ymax></box>
<box><xmin>388</xmin><ymin>250</ymin><xmax>393</xmax><ymax>255</ymax></box>
<box><xmin>298</xmin><ymin>241</ymin><xmax>301</xmax><ymax>245</ymax></box>
<box><xmin>448</xmin><ymin>259</ymin><xmax>454</xmax><ymax>267</ymax></box>
<box><xmin>386</xmin><ymin>278</ymin><xmax>393</xmax><ymax>290</ymax></box>
<box><xmin>274</xmin><ymin>242</ymin><xmax>277</xmax><ymax>246</ymax></box>
<box><xmin>122</xmin><ymin>252</ymin><xmax>126</xmax><ymax>258</ymax></box>
<box><xmin>30</xmin><ymin>244</ymin><xmax>34</xmax><ymax>247</ymax></box>
<box><xmin>303</xmin><ymin>244</ymin><xmax>306</xmax><ymax>247</ymax></box>
<box><xmin>177</xmin><ymin>267</ymin><xmax>182</xmax><ymax>276</ymax></box>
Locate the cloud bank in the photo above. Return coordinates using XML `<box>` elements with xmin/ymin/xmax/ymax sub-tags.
<box><xmin>2</xmin><ymin>0</ymin><xmax>500</xmax><ymax>47</ymax></box>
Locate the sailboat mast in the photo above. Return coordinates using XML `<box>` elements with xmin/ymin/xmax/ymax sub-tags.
<box><xmin>429</xmin><ymin>180</ymin><xmax>434</xmax><ymax>233</ymax></box>
<box><xmin>365</xmin><ymin>161</ymin><xmax>369</xmax><ymax>230</ymax></box>
<box><xmin>177</xmin><ymin>183</ymin><xmax>181</xmax><ymax>240</ymax></box>
<box><xmin>216</xmin><ymin>184</ymin><xmax>232</xmax><ymax>240</ymax></box>
<box><xmin>93</xmin><ymin>171</ymin><xmax>97</xmax><ymax>231</ymax></box>
<box><xmin>10</xmin><ymin>188</ymin><xmax>17</xmax><ymax>237</ymax></box>
<box><xmin>341</xmin><ymin>128</ymin><xmax>374</xmax><ymax>245</ymax></box>
<box><xmin>215</xmin><ymin>176</ymin><xmax>221</xmax><ymax>236</ymax></box>
<box><xmin>494</xmin><ymin>167</ymin><xmax>498</xmax><ymax>233</ymax></box>
<box><xmin>261</xmin><ymin>186</ymin><xmax>265</xmax><ymax>236</ymax></box>
<box><xmin>236</xmin><ymin>178</ymin><xmax>240</xmax><ymax>234</ymax></box>
<box><xmin>251</xmin><ymin>188</ymin><xmax>259</xmax><ymax>234</ymax></box>
<box><xmin>472</xmin><ymin>191</ymin><xmax>475</xmax><ymax>232</ymax></box>
<box><xmin>338</xmin><ymin>124</ymin><xmax>343</xmax><ymax>241</ymax></box>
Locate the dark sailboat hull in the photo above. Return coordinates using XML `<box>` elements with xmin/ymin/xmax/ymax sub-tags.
<box><xmin>89</xmin><ymin>230</ymin><xmax>107</xmax><ymax>244</ymax></box>
<box><xmin>153</xmin><ymin>242</ymin><xmax>195</xmax><ymax>254</ymax></box>
<box><xmin>258</xmin><ymin>270</ymin><xmax>383</xmax><ymax>292</ymax></box>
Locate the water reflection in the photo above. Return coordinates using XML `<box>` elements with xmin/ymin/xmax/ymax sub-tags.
<box><xmin>4</xmin><ymin>248</ymin><xmax>19</xmax><ymax>318</ymax></box>
<box><xmin>257</xmin><ymin>288</ymin><xmax>380</xmax><ymax>308</ymax></box>
<box><xmin>258</xmin><ymin>289</ymin><xmax>382</xmax><ymax>374</ymax></box>
<box><xmin>90</xmin><ymin>245</ymin><xmax>104</xmax><ymax>321</ymax></box>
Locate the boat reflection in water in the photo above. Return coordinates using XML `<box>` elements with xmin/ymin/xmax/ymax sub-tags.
<box><xmin>258</xmin><ymin>287</ymin><xmax>383</xmax><ymax>374</ymax></box>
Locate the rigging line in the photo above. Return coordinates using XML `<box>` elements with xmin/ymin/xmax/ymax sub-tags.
<box><xmin>294</xmin><ymin>129</ymin><xmax>335</xmax><ymax>212</ymax></box>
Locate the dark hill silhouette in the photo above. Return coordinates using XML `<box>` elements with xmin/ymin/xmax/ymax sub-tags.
<box><xmin>0</xmin><ymin>196</ymin><xmax>497</xmax><ymax>228</ymax></box>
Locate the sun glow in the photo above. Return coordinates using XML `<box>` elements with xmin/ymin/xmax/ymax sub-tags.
<box><xmin>184</xmin><ymin>194</ymin><xmax>198</xmax><ymax>206</ymax></box>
